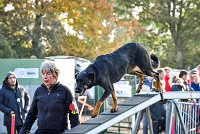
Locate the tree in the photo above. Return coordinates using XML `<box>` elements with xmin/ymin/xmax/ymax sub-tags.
<box><xmin>0</xmin><ymin>0</ymin><xmax>142</xmax><ymax>60</ymax></box>
<box><xmin>114</xmin><ymin>0</ymin><xmax>200</xmax><ymax>69</ymax></box>
<box><xmin>0</xmin><ymin>34</ymin><xmax>16</xmax><ymax>58</ymax></box>
<box><xmin>56</xmin><ymin>0</ymin><xmax>142</xmax><ymax>60</ymax></box>
<box><xmin>0</xmin><ymin>0</ymin><xmax>68</xmax><ymax>58</ymax></box>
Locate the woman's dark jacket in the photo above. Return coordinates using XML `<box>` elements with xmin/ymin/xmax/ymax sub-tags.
<box><xmin>0</xmin><ymin>80</ymin><xmax>30</xmax><ymax>126</ymax></box>
<box><xmin>20</xmin><ymin>82</ymin><xmax>80</xmax><ymax>133</ymax></box>
<box><xmin>171</xmin><ymin>84</ymin><xmax>184</xmax><ymax>91</ymax></box>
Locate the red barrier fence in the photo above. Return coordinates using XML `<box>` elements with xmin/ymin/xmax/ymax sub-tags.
<box><xmin>11</xmin><ymin>113</ymin><xmax>15</xmax><ymax>134</ymax></box>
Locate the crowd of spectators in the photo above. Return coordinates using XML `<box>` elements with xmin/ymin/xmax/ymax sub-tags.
<box><xmin>139</xmin><ymin>64</ymin><xmax>200</xmax><ymax>93</ymax></box>
<box><xmin>158</xmin><ymin>64</ymin><xmax>200</xmax><ymax>93</ymax></box>
<box><xmin>140</xmin><ymin>64</ymin><xmax>200</xmax><ymax>134</ymax></box>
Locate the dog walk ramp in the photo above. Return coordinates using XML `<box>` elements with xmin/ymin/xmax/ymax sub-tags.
<box><xmin>64</xmin><ymin>93</ymin><xmax>162</xmax><ymax>134</ymax></box>
<box><xmin>64</xmin><ymin>92</ymin><xmax>200</xmax><ymax>134</ymax></box>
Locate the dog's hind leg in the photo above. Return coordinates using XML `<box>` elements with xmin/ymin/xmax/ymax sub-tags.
<box><xmin>110</xmin><ymin>89</ymin><xmax>118</xmax><ymax>113</ymax></box>
<box><xmin>153</xmin><ymin>73</ymin><xmax>162</xmax><ymax>91</ymax></box>
<box><xmin>130</xmin><ymin>71</ymin><xmax>144</xmax><ymax>93</ymax></box>
<box><xmin>143</xmin><ymin>70</ymin><xmax>162</xmax><ymax>91</ymax></box>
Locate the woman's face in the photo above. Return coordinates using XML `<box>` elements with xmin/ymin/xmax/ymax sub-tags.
<box><xmin>192</xmin><ymin>76</ymin><xmax>199</xmax><ymax>84</ymax></box>
<box><xmin>42</xmin><ymin>70</ymin><xmax>57</xmax><ymax>88</ymax></box>
<box><xmin>182</xmin><ymin>74</ymin><xmax>188</xmax><ymax>81</ymax></box>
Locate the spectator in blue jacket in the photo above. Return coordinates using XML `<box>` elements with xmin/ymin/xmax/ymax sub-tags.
<box><xmin>0</xmin><ymin>71</ymin><xmax>30</xmax><ymax>134</ymax></box>
<box><xmin>196</xmin><ymin>64</ymin><xmax>200</xmax><ymax>78</ymax></box>
<box><xmin>20</xmin><ymin>60</ymin><xmax>80</xmax><ymax>134</ymax></box>
<box><xmin>191</xmin><ymin>75</ymin><xmax>200</xmax><ymax>91</ymax></box>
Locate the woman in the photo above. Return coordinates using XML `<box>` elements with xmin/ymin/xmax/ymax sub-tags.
<box><xmin>20</xmin><ymin>60</ymin><xmax>80</xmax><ymax>134</ymax></box>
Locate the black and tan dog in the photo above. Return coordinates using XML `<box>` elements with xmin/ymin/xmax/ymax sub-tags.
<box><xmin>75</xmin><ymin>42</ymin><xmax>161</xmax><ymax>118</ymax></box>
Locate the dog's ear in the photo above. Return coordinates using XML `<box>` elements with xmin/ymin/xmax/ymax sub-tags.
<box><xmin>87</xmin><ymin>72</ymin><xmax>95</xmax><ymax>80</ymax></box>
<box><xmin>75</xmin><ymin>73</ymin><xmax>79</xmax><ymax>79</ymax></box>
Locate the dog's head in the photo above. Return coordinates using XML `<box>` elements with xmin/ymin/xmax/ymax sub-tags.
<box><xmin>75</xmin><ymin>71</ymin><xmax>95</xmax><ymax>96</ymax></box>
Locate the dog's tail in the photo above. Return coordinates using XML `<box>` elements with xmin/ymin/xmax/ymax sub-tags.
<box><xmin>150</xmin><ymin>54</ymin><xmax>160</xmax><ymax>69</ymax></box>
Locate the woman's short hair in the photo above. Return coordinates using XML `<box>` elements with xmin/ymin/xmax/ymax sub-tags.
<box><xmin>40</xmin><ymin>60</ymin><xmax>60</xmax><ymax>79</ymax></box>
<box><xmin>179</xmin><ymin>70</ymin><xmax>188</xmax><ymax>78</ymax></box>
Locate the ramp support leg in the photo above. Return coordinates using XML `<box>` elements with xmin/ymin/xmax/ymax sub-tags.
<box><xmin>146</xmin><ymin>107</ymin><xmax>154</xmax><ymax>134</ymax></box>
<box><xmin>166</xmin><ymin>100</ymin><xmax>174</xmax><ymax>134</ymax></box>
<box><xmin>132</xmin><ymin>111</ymin><xmax>143</xmax><ymax>134</ymax></box>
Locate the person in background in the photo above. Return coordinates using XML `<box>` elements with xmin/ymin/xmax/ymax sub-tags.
<box><xmin>149</xmin><ymin>101</ymin><xmax>166</xmax><ymax>134</ymax></box>
<box><xmin>172</xmin><ymin>75</ymin><xmax>179</xmax><ymax>83</ymax></box>
<box><xmin>19</xmin><ymin>60</ymin><xmax>80</xmax><ymax>134</ymax></box>
<box><xmin>192</xmin><ymin>66</ymin><xmax>200</xmax><ymax>125</ymax></box>
<box><xmin>196</xmin><ymin>64</ymin><xmax>200</xmax><ymax>79</ymax></box>
<box><xmin>188</xmin><ymin>69</ymin><xmax>198</xmax><ymax>86</ymax></box>
<box><xmin>142</xmin><ymin>68</ymin><xmax>166</xmax><ymax>134</ymax></box>
<box><xmin>164</xmin><ymin>67</ymin><xmax>172</xmax><ymax>92</ymax></box>
<box><xmin>191</xmin><ymin>75</ymin><xmax>200</xmax><ymax>91</ymax></box>
<box><xmin>171</xmin><ymin>77</ymin><xmax>184</xmax><ymax>91</ymax></box>
<box><xmin>0</xmin><ymin>71</ymin><xmax>30</xmax><ymax>134</ymax></box>
<box><xmin>179</xmin><ymin>70</ymin><xmax>193</xmax><ymax>91</ymax></box>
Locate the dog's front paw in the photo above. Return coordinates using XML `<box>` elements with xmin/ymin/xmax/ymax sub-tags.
<box><xmin>91</xmin><ymin>101</ymin><xmax>102</xmax><ymax>118</ymax></box>
<box><xmin>110</xmin><ymin>107</ymin><xmax>118</xmax><ymax>113</ymax></box>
